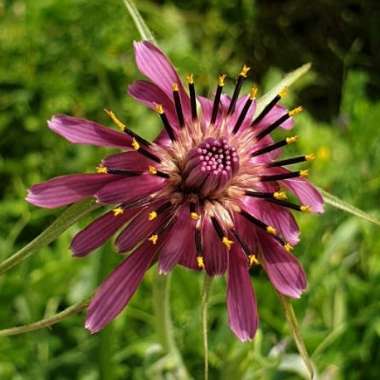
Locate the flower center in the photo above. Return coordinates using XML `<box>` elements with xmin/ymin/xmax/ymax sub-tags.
<box><xmin>182</xmin><ymin>137</ymin><xmax>239</xmax><ymax>196</ymax></box>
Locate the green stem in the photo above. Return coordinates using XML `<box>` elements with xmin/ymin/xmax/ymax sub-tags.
<box><xmin>0</xmin><ymin>299</ymin><xmax>89</xmax><ymax>337</ymax></box>
<box><xmin>201</xmin><ymin>275</ymin><xmax>213</xmax><ymax>380</ymax></box>
<box><xmin>152</xmin><ymin>272</ymin><xmax>190</xmax><ymax>379</ymax></box>
<box><xmin>278</xmin><ymin>294</ymin><xmax>315</xmax><ymax>379</ymax></box>
<box><xmin>0</xmin><ymin>199</ymin><xmax>99</xmax><ymax>275</ymax></box>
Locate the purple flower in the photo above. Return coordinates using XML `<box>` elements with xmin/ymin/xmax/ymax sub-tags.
<box><xmin>26</xmin><ymin>41</ymin><xmax>324</xmax><ymax>341</ymax></box>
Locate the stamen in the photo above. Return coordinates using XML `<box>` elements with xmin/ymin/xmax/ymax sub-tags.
<box><xmin>107</xmin><ymin>168</ymin><xmax>142</xmax><ymax>176</ymax></box>
<box><xmin>155</xmin><ymin>103</ymin><xmax>176</xmax><ymax>141</ymax></box>
<box><xmin>265</xmin><ymin>198</ymin><xmax>311</xmax><ymax>212</ymax></box>
<box><xmin>268</xmin><ymin>154</ymin><xmax>314</xmax><ymax>167</ymax></box>
<box><xmin>148</xmin><ymin>234</ymin><xmax>158</xmax><ymax>245</ymax></box>
<box><xmin>96</xmin><ymin>164</ymin><xmax>108</xmax><ymax>174</ymax></box>
<box><xmin>112</xmin><ymin>207</ymin><xmax>124</xmax><ymax>216</ymax></box>
<box><xmin>210</xmin><ymin>74</ymin><xmax>226</xmax><ymax>125</ymax></box>
<box><xmin>251</xmin><ymin>136</ymin><xmax>298</xmax><ymax>157</ymax></box>
<box><xmin>248</xmin><ymin>254</ymin><xmax>259</xmax><ymax>266</ymax></box>
<box><xmin>222</xmin><ymin>236</ymin><xmax>234</xmax><ymax>250</ymax></box>
<box><xmin>255</xmin><ymin>106</ymin><xmax>303</xmax><ymax>142</ymax></box>
<box><xmin>240</xmin><ymin>210</ymin><xmax>277</xmax><ymax>236</ymax></box>
<box><xmin>105</xmin><ymin>109</ymin><xmax>150</xmax><ymax>146</ymax></box>
<box><xmin>148</xmin><ymin>202</ymin><xmax>172</xmax><ymax>221</ymax></box>
<box><xmin>245</xmin><ymin>190</ymin><xmax>288</xmax><ymax>200</ymax></box>
<box><xmin>148</xmin><ymin>211</ymin><xmax>157</xmax><ymax>221</ymax></box>
<box><xmin>172</xmin><ymin>83</ymin><xmax>185</xmax><ymax>128</ymax></box>
<box><xmin>284</xmin><ymin>242</ymin><xmax>294</xmax><ymax>252</ymax></box>
<box><xmin>211</xmin><ymin>217</ymin><xmax>224</xmax><ymax>240</ymax></box>
<box><xmin>260</xmin><ymin>170</ymin><xmax>308</xmax><ymax>182</ymax></box>
<box><xmin>232</xmin><ymin>87</ymin><xmax>257</xmax><ymax>134</ymax></box>
<box><xmin>186</xmin><ymin>74</ymin><xmax>197</xmax><ymax>120</ymax></box>
<box><xmin>131</xmin><ymin>138</ymin><xmax>161</xmax><ymax>163</ymax></box>
<box><xmin>251</xmin><ymin>87</ymin><xmax>288</xmax><ymax>125</ymax></box>
<box><xmin>197</xmin><ymin>256</ymin><xmax>205</xmax><ymax>269</ymax></box>
<box><xmin>227</xmin><ymin>64</ymin><xmax>251</xmax><ymax>115</ymax></box>
<box><xmin>148</xmin><ymin>165</ymin><xmax>170</xmax><ymax>179</ymax></box>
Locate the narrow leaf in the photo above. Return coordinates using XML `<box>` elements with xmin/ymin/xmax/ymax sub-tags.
<box><xmin>319</xmin><ymin>187</ymin><xmax>380</xmax><ymax>227</ymax></box>
<box><xmin>278</xmin><ymin>293</ymin><xmax>315</xmax><ymax>380</ymax></box>
<box><xmin>255</xmin><ymin>63</ymin><xmax>311</xmax><ymax>117</ymax></box>
<box><xmin>122</xmin><ymin>0</ymin><xmax>156</xmax><ymax>42</ymax></box>
<box><xmin>0</xmin><ymin>199</ymin><xmax>99</xmax><ymax>275</ymax></box>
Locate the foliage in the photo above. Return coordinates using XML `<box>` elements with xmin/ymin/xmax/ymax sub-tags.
<box><xmin>1</xmin><ymin>0</ymin><xmax>380</xmax><ymax>379</ymax></box>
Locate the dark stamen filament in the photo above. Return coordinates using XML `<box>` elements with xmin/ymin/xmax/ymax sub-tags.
<box><xmin>245</xmin><ymin>190</ymin><xmax>287</xmax><ymax>200</ymax></box>
<box><xmin>259</xmin><ymin>170</ymin><xmax>308</xmax><ymax>182</ymax></box>
<box><xmin>251</xmin><ymin>88</ymin><xmax>287</xmax><ymax>126</ymax></box>
<box><xmin>232</xmin><ymin>87</ymin><xmax>257</xmax><ymax>134</ymax></box>
<box><xmin>268</xmin><ymin>154</ymin><xmax>315</xmax><ymax>167</ymax></box>
<box><xmin>264</xmin><ymin>198</ymin><xmax>310</xmax><ymax>212</ymax></box>
<box><xmin>240</xmin><ymin>209</ymin><xmax>277</xmax><ymax>236</ymax></box>
<box><xmin>107</xmin><ymin>169</ymin><xmax>142</xmax><ymax>176</ymax></box>
<box><xmin>211</xmin><ymin>217</ymin><xmax>224</xmax><ymax>239</ymax></box>
<box><xmin>187</xmin><ymin>74</ymin><xmax>197</xmax><ymax>120</ymax></box>
<box><xmin>155</xmin><ymin>104</ymin><xmax>176</xmax><ymax>141</ymax></box>
<box><xmin>172</xmin><ymin>83</ymin><xmax>185</xmax><ymax>128</ymax></box>
<box><xmin>227</xmin><ymin>64</ymin><xmax>250</xmax><ymax>115</ymax></box>
<box><xmin>210</xmin><ymin>74</ymin><xmax>226</xmax><ymax>125</ymax></box>
<box><xmin>251</xmin><ymin>136</ymin><xmax>298</xmax><ymax>157</ymax></box>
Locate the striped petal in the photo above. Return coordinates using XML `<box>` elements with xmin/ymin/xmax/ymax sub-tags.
<box><xmin>102</xmin><ymin>151</ymin><xmax>150</xmax><ymax>171</ymax></box>
<box><xmin>48</xmin><ymin>115</ymin><xmax>132</xmax><ymax>148</ymax></box>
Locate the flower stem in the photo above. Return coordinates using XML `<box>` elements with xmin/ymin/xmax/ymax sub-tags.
<box><xmin>0</xmin><ymin>199</ymin><xmax>99</xmax><ymax>275</ymax></box>
<box><xmin>201</xmin><ymin>274</ymin><xmax>213</xmax><ymax>380</ymax></box>
<box><xmin>0</xmin><ymin>299</ymin><xmax>89</xmax><ymax>337</ymax></box>
<box><xmin>152</xmin><ymin>272</ymin><xmax>190</xmax><ymax>379</ymax></box>
<box><xmin>278</xmin><ymin>293</ymin><xmax>315</xmax><ymax>379</ymax></box>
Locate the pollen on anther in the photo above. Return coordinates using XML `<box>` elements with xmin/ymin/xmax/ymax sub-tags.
<box><xmin>300</xmin><ymin>205</ymin><xmax>311</xmax><ymax>213</ymax></box>
<box><xmin>218</xmin><ymin>74</ymin><xmax>227</xmax><ymax>86</ymax></box>
<box><xmin>197</xmin><ymin>256</ymin><xmax>205</xmax><ymax>269</ymax></box>
<box><xmin>131</xmin><ymin>138</ymin><xmax>140</xmax><ymax>151</ymax></box>
<box><xmin>286</xmin><ymin>136</ymin><xmax>299</xmax><ymax>144</ymax></box>
<box><xmin>266</xmin><ymin>226</ymin><xmax>277</xmax><ymax>235</ymax></box>
<box><xmin>191</xmin><ymin>212</ymin><xmax>200</xmax><ymax>221</ymax></box>
<box><xmin>273</xmin><ymin>191</ymin><xmax>288</xmax><ymax>200</ymax></box>
<box><xmin>248</xmin><ymin>254</ymin><xmax>259</xmax><ymax>267</ymax></box>
<box><xmin>112</xmin><ymin>207</ymin><xmax>124</xmax><ymax>216</ymax></box>
<box><xmin>284</xmin><ymin>242</ymin><xmax>294</xmax><ymax>253</ymax></box>
<box><xmin>148</xmin><ymin>165</ymin><xmax>157</xmax><ymax>175</ymax></box>
<box><xmin>289</xmin><ymin>106</ymin><xmax>303</xmax><ymax>117</ymax></box>
<box><xmin>300</xmin><ymin>169</ymin><xmax>309</xmax><ymax>177</ymax></box>
<box><xmin>148</xmin><ymin>234</ymin><xmax>158</xmax><ymax>245</ymax></box>
<box><xmin>96</xmin><ymin>164</ymin><xmax>108</xmax><ymax>174</ymax></box>
<box><xmin>305</xmin><ymin>153</ymin><xmax>316</xmax><ymax>161</ymax></box>
<box><xmin>148</xmin><ymin>211</ymin><xmax>158</xmax><ymax>220</ymax></box>
<box><xmin>104</xmin><ymin>109</ymin><xmax>126</xmax><ymax>131</ymax></box>
<box><xmin>240</xmin><ymin>64</ymin><xmax>251</xmax><ymax>78</ymax></box>
<box><xmin>279</xmin><ymin>87</ymin><xmax>288</xmax><ymax>98</ymax></box>
<box><xmin>154</xmin><ymin>103</ymin><xmax>164</xmax><ymax>114</ymax></box>
<box><xmin>222</xmin><ymin>236</ymin><xmax>234</xmax><ymax>250</ymax></box>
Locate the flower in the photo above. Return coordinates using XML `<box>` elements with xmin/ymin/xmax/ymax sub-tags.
<box><xmin>26</xmin><ymin>41</ymin><xmax>324</xmax><ymax>341</ymax></box>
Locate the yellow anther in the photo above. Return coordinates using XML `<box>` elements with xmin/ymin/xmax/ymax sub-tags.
<box><xmin>305</xmin><ymin>153</ymin><xmax>316</xmax><ymax>161</ymax></box>
<box><xmin>284</xmin><ymin>242</ymin><xmax>294</xmax><ymax>253</ymax></box>
<box><xmin>131</xmin><ymin>137</ymin><xmax>140</xmax><ymax>151</ymax></box>
<box><xmin>148</xmin><ymin>211</ymin><xmax>158</xmax><ymax>221</ymax></box>
<box><xmin>286</xmin><ymin>135</ymin><xmax>299</xmax><ymax>144</ymax></box>
<box><xmin>154</xmin><ymin>103</ymin><xmax>164</xmax><ymax>114</ymax></box>
<box><xmin>289</xmin><ymin>106</ymin><xmax>304</xmax><ymax>117</ymax></box>
<box><xmin>172</xmin><ymin>83</ymin><xmax>179</xmax><ymax>92</ymax></box>
<box><xmin>148</xmin><ymin>165</ymin><xmax>157</xmax><ymax>175</ymax></box>
<box><xmin>279</xmin><ymin>87</ymin><xmax>288</xmax><ymax>98</ymax></box>
<box><xmin>191</xmin><ymin>212</ymin><xmax>200</xmax><ymax>221</ymax></box>
<box><xmin>300</xmin><ymin>169</ymin><xmax>309</xmax><ymax>177</ymax></box>
<box><xmin>248</xmin><ymin>254</ymin><xmax>259</xmax><ymax>267</ymax></box>
<box><xmin>186</xmin><ymin>73</ymin><xmax>194</xmax><ymax>84</ymax></box>
<box><xmin>218</xmin><ymin>74</ymin><xmax>227</xmax><ymax>86</ymax></box>
<box><xmin>197</xmin><ymin>256</ymin><xmax>205</xmax><ymax>269</ymax></box>
<box><xmin>96</xmin><ymin>164</ymin><xmax>108</xmax><ymax>174</ymax></box>
<box><xmin>148</xmin><ymin>234</ymin><xmax>158</xmax><ymax>245</ymax></box>
<box><xmin>222</xmin><ymin>236</ymin><xmax>234</xmax><ymax>250</ymax></box>
<box><xmin>273</xmin><ymin>191</ymin><xmax>288</xmax><ymax>200</ymax></box>
<box><xmin>112</xmin><ymin>207</ymin><xmax>124</xmax><ymax>216</ymax></box>
<box><xmin>249</xmin><ymin>87</ymin><xmax>258</xmax><ymax>100</ymax></box>
<box><xmin>104</xmin><ymin>109</ymin><xmax>126</xmax><ymax>131</ymax></box>
<box><xmin>300</xmin><ymin>205</ymin><xmax>311</xmax><ymax>213</ymax></box>
<box><xmin>266</xmin><ymin>226</ymin><xmax>277</xmax><ymax>235</ymax></box>
<box><xmin>240</xmin><ymin>64</ymin><xmax>251</xmax><ymax>78</ymax></box>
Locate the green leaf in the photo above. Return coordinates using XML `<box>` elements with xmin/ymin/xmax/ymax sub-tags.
<box><xmin>319</xmin><ymin>187</ymin><xmax>380</xmax><ymax>227</ymax></box>
<box><xmin>255</xmin><ymin>63</ymin><xmax>311</xmax><ymax>117</ymax></box>
<box><xmin>122</xmin><ymin>0</ymin><xmax>156</xmax><ymax>42</ymax></box>
<box><xmin>0</xmin><ymin>199</ymin><xmax>99</xmax><ymax>275</ymax></box>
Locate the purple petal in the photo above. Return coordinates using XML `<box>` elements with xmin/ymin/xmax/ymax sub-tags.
<box><xmin>227</xmin><ymin>244</ymin><xmax>258</xmax><ymax>342</ymax></box>
<box><xmin>102</xmin><ymin>151</ymin><xmax>150</xmax><ymax>171</ymax></box>
<box><xmin>255</xmin><ymin>104</ymin><xmax>294</xmax><ymax>131</ymax></box>
<box><xmin>133</xmin><ymin>41</ymin><xmax>191</xmax><ymax>122</ymax></box>
<box><xmin>71</xmin><ymin>207</ymin><xmax>140</xmax><ymax>257</ymax></box>
<box><xmin>116</xmin><ymin>202</ymin><xmax>172</xmax><ymax>253</ymax></box>
<box><xmin>85</xmin><ymin>240</ymin><xmax>156</xmax><ymax>333</ymax></box>
<box><xmin>128</xmin><ymin>80</ymin><xmax>179</xmax><ymax>130</ymax></box>
<box><xmin>198</xmin><ymin>95</ymin><xmax>227</xmax><ymax>127</ymax></box>
<box><xmin>48</xmin><ymin>115</ymin><xmax>132</xmax><ymax>148</ymax></box>
<box><xmin>257</xmin><ymin>231</ymin><xmax>307</xmax><ymax>298</ymax></box>
<box><xmin>202</xmin><ymin>217</ymin><xmax>228</xmax><ymax>276</ymax></box>
<box><xmin>242</xmin><ymin>198</ymin><xmax>300</xmax><ymax>245</ymax></box>
<box><xmin>158</xmin><ymin>205</ymin><xmax>195</xmax><ymax>274</ymax></box>
<box><xmin>95</xmin><ymin>174</ymin><xmax>165</xmax><ymax>205</ymax></box>
<box><xmin>26</xmin><ymin>173</ymin><xmax>119</xmax><ymax>208</ymax></box>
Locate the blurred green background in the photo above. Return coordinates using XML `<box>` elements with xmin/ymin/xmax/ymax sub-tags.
<box><xmin>1</xmin><ymin>0</ymin><xmax>380</xmax><ymax>379</ymax></box>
